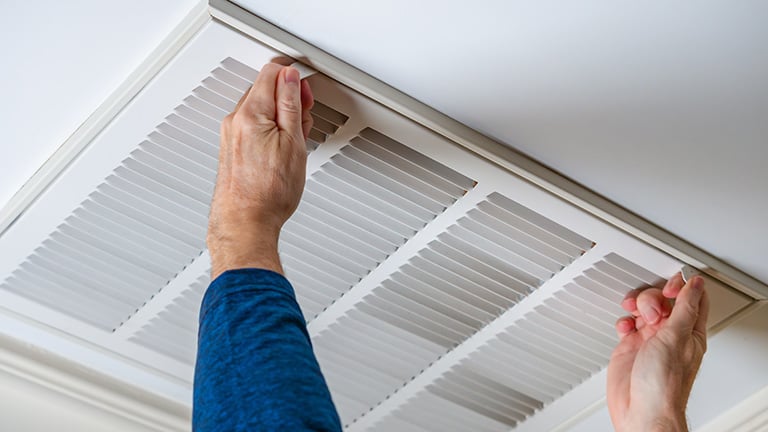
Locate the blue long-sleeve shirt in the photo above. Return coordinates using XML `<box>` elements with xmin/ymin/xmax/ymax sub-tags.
<box><xmin>193</xmin><ymin>269</ymin><xmax>342</xmax><ymax>431</ymax></box>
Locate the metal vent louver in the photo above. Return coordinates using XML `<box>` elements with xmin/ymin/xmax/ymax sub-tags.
<box><xmin>130</xmin><ymin>275</ymin><xmax>208</xmax><ymax>363</ymax></box>
<box><xmin>285</xmin><ymin>128</ymin><xmax>475</xmax><ymax>319</ymax></box>
<box><xmin>0</xmin><ymin>57</ymin><xmax>350</xmax><ymax>330</ymax></box>
<box><xmin>313</xmin><ymin>192</ymin><xmax>594</xmax><ymax>424</ymax></box>
<box><xmin>366</xmin><ymin>253</ymin><xmax>661</xmax><ymax>431</ymax></box>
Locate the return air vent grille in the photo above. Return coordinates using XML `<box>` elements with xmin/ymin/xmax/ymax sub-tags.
<box><xmin>313</xmin><ymin>192</ymin><xmax>593</xmax><ymax>424</ymax></box>
<box><xmin>130</xmin><ymin>275</ymin><xmax>208</xmax><ymax>363</ymax></box>
<box><xmin>367</xmin><ymin>253</ymin><xmax>661</xmax><ymax>431</ymax></box>
<box><xmin>283</xmin><ymin>129</ymin><xmax>475</xmax><ymax>320</ymax></box>
<box><xmin>0</xmin><ymin>57</ymin><xmax>353</xmax><ymax>330</ymax></box>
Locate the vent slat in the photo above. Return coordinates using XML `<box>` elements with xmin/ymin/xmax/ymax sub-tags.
<box><xmin>436</xmin><ymin>232</ymin><xmax>539</xmax><ymax>292</ymax></box>
<box><xmin>81</xmin><ymin>199</ymin><xmax>199</xmax><ymax>256</ymax></box>
<box><xmin>192</xmin><ymin>86</ymin><xmax>236</xmax><ymax>112</ymax></box>
<box><xmin>340</xmin><ymin>146</ymin><xmax>455</xmax><ymax>209</ymax></box>
<box><xmin>129</xmin><ymin>149</ymin><xmax>214</xmax><ymax>196</ymax></box>
<box><xmin>165</xmin><ymin>113</ymin><xmax>220</xmax><ymax>147</ymax></box>
<box><xmin>68</xmin><ymin>209</ymin><xmax>185</xmax><ymax>268</ymax></box>
<box><xmin>287</xmin><ymin>211</ymin><xmax>386</xmax><ymax>262</ymax></box>
<box><xmin>306</xmin><ymin>179</ymin><xmax>415</xmax><ymax>238</ymax></box>
<box><xmin>381</xmin><ymin>279</ymin><xmax>483</xmax><ymax>329</ymax></box>
<box><xmin>51</xmin><ymin>224</ymin><xmax>170</xmax><ymax>289</ymax></box>
<box><xmin>6</xmin><ymin>274</ymin><xmax>121</xmax><ymax>329</ymax></box>
<box><xmin>210</xmin><ymin>67</ymin><xmax>251</xmax><ymax>92</ymax></box>
<box><xmin>115</xmin><ymin>166</ymin><xmax>209</xmax><ymax>218</ymax></box>
<box><xmin>221</xmin><ymin>57</ymin><xmax>259</xmax><ymax>82</ymax></box>
<box><xmin>105</xmin><ymin>174</ymin><xmax>208</xmax><ymax>228</ymax></box>
<box><xmin>122</xmin><ymin>158</ymin><xmax>210</xmax><ymax>204</ymax></box>
<box><xmin>202</xmin><ymin>76</ymin><xmax>243</xmax><ymax>102</ymax></box>
<box><xmin>282</xmin><ymin>221</ymin><xmax>377</xmax><ymax>269</ymax></box>
<box><xmin>487</xmin><ymin>193</ymin><xmax>593</xmax><ymax>252</ymax></box>
<box><xmin>351</xmin><ymin>136</ymin><xmax>466</xmax><ymax>198</ymax></box>
<box><xmin>175</xmin><ymin>104</ymin><xmax>221</xmax><ymax>133</ymax></box>
<box><xmin>404</xmin><ymin>258</ymin><xmax>503</xmax><ymax>315</ymax></box>
<box><xmin>309</xmin><ymin>113</ymin><xmax>338</xmax><ymax>135</ymax></box>
<box><xmin>301</xmin><ymin>187</ymin><xmax>404</xmax><ymax>245</ymax></box>
<box><xmin>331</xmin><ymin>154</ymin><xmax>445</xmax><ymax>216</ymax></box>
<box><xmin>313</xmin><ymin>171</ymin><xmax>425</xmax><ymax>230</ymax></box>
<box><xmin>389</xmin><ymin>271</ymin><xmax>495</xmax><ymax>323</ymax></box>
<box><xmin>311</xmin><ymin>101</ymin><xmax>349</xmax><ymax>126</ymax></box>
<box><xmin>148</xmin><ymin>130</ymin><xmax>218</xmax><ymax>166</ymax></box>
<box><xmin>182</xmin><ymin>95</ymin><xmax>228</xmax><ymax>121</ymax></box>
<box><xmin>359</xmin><ymin>128</ymin><xmax>473</xmax><ymax>190</ymax></box>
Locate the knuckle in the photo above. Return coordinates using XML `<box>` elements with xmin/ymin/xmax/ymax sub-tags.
<box><xmin>279</xmin><ymin>98</ymin><xmax>301</xmax><ymax>115</ymax></box>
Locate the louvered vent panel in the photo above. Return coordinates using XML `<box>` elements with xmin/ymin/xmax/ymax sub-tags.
<box><xmin>130</xmin><ymin>275</ymin><xmax>207</xmax><ymax>363</ymax></box>
<box><xmin>369</xmin><ymin>253</ymin><xmax>660</xmax><ymax>431</ymax></box>
<box><xmin>313</xmin><ymin>192</ymin><xmax>593</xmax><ymax>424</ymax></box>
<box><xmin>282</xmin><ymin>129</ymin><xmax>475</xmax><ymax>320</ymax></box>
<box><xmin>0</xmin><ymin>57</ymin><xmax>350</xmax><ymax>330</ymax></box>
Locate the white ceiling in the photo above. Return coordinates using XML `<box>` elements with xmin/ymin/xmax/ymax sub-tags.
<box><xmin>234</xmin><ymin>0</ymin><xmax>768</xmax><ymax>285</ymax></box>
<box><xmin>0</xmin><ymin>0</ymin><xmax>199</xmax><ymax>208</ymax></box>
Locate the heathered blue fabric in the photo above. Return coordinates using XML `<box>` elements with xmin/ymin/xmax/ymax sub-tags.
<box><xmin>193</xmin><ymin>268</ymin><xmax>342</xmax><ymax>431</ymax></box>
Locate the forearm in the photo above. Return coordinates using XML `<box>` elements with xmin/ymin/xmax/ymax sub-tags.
<box><xmin>193</xmin><ymin>269</ymin><xmax>341</xmax><ymax>431</ymax></box>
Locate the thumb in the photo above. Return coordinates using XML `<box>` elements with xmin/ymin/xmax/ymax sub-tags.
<box><xmin>668</xmin><ymin>275</ymin><xmax>706</xmax><ymax>334</ymax></box>
<box><xmin>275</xmin><ymin>67</ymin><xmax>303</xmax><ymax>138</ymax></box>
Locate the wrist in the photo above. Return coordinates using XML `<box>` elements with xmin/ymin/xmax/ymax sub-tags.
<box><xmin>207</xmin><ymin>224</ymin><xmax>283</xmax><ymax>279</ymax></box>
<box><xmin>625</xmin><ymin>413</ymin><xmax>687</xmax><ymax>432</ymax></box>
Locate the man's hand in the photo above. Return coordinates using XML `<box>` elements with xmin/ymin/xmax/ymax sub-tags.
<box><xmin>607</xmin><ymin>273</ymin><xmax>709</xmax><ymax>432</ymax></box>
<box><xmin>207</xmin><ymin>62</ymin><xmax>314</xmax><ymax>279</ymax></box>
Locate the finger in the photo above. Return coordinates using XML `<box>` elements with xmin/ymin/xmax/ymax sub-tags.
<box><xmin>275</xmin><ymin>67</ymin><xmax>303</xmax><ymax>137</ymax></box>
<box><xmin>636</xmin><ymin>288</ymin><xmax>667</xmax><ymax>325</ymax></box>
<box><xmin>668</xmin><ymin>275</ymin><xmax>706</xmax><ymax>333</ymax></box>
<box><xmin>615</xmin><ymin>316</ymin><xmax>636</xmax><ymax>339</ymax></box>
<box><xmin>300</xmin><ymin>80</ymin><xmax>314</xmax><ymax>140</ymax></box>
<box><xmin>231</xmin><ymin>84</ymin><xmax>252</xmax><ymax>115</ymax></box>
<box><xmin>241</xmin><ymin>62</ymin><xmax>283</xmax><ymax>121</ymax></box>
<box><xmin>693</xmin><ymin>278</ymin><xmax>709</xmax><ymax>338</ymax></box>
<box><xmin>663</xmin><ymin>272</ymin><xmax>685</xmax><ymax>298</ymax></box>
<box><xmin>270</xmin><ymin>56</ymin><xmax>294</xmax><ymax>66</ymax></box>
<box><xmin>621</xmin><ymin>288</ymin><xmax>642</xmax><ymax>313</ymax></box>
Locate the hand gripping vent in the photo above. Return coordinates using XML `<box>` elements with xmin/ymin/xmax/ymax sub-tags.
<box><xmin>0</xmin><ymin>57</ymin><xmax>355</xmax><ymax>331</ymax></box>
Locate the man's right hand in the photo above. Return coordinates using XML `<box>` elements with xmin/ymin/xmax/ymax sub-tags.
<box><xmin>607</xmin><ymin>272</ymin><xmax>709</xmax><ymax>432</ymax></box>
<box><xmin>207</xmin><ymin>62</ymin><xmax>314</xmax><ymax>280</ymax></box>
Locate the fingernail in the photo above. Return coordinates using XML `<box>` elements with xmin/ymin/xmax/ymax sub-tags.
<box><xmin>285</xmin><ymin>67</ymin><xmax>299</xmax><ymax>85</ymax></box>
<box><xmin>692</xmin><ymin>276</ymin><xmax>704</xmax><ymax>291</ymax></box>
<box><xmin>641</xmin><ymin>305</ymin><xmax>660</xmax><ymax>324</ymax></box>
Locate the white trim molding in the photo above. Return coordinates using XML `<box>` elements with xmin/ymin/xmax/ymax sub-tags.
<box><xmin>0</xmin><ymin>332</ymin><xmax>190</xmax><ymax>431</ymax></box>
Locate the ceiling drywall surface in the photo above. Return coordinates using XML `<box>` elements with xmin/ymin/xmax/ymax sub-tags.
<box><xmin>0</xmin><ymin>0</ymin><xmax>201</xmax><ymax>208</ymax></box>
<box><xmin>235</xmin><ymin>0</ymin><xmax>768</xmax><ymax>285</ymax></box>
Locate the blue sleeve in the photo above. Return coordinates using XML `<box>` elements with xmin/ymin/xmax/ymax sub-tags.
<box><xmin>193</xmin><ymin>268</ymin><xmax>342</xmax><ymax>431</ymax></box>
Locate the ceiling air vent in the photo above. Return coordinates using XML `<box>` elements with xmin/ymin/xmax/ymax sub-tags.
<box><xmin>0</xmin><ymin>10</ymin><xmax>757</xmax><ymax>432</ymax></box>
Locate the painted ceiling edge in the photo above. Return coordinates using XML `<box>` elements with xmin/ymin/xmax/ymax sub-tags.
<box><xmin>208</xmin><ymin>0</ymin><xmax>767</xmax><ymax>300</ymax></box>
<box><xmin>0</xmin><ymin>1</ymin><xmax>211</xmax><ymax>239</ymax></box>
<box><xmin>0</xmin><ymin>332</ymin><xmax>190</xmax><ymax>431</ymax></box>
